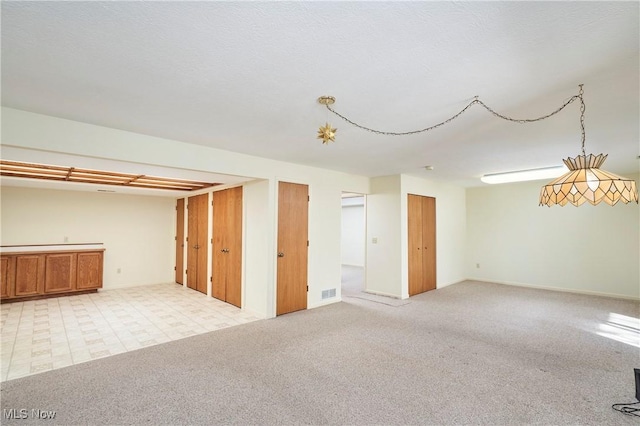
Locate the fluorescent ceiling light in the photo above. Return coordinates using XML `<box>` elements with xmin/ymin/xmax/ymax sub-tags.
<box><xmin>481</xmin><ymin>165</ymin><xmax>568</xmax><ymax>184</ymax></box>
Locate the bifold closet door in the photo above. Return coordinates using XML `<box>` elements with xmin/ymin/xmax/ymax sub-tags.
<box><xmin>408</xmin><ymin>194</ymin><xmax>436</xmax><ymax>296</ymax></box>
<box><xmin>276</xmin><ymin>182</ymin><xmax>309</xmax><ymax>316</ymax></box>
<box><xmin>212</xmin><ymin>186</ymin><xmax>242</xmax><ymax>308</ymax></box>
<box><xmin>175</xmin><ymin>198</ymin><xmax>185</xmax><ymax>284</ymax></box>
<box><xmin>187</xmin><ymin>193</ymin><xmax>208</xmax><ymax>294</ymax></box>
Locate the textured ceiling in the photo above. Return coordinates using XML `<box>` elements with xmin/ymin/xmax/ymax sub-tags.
<box><xmin>2</xmin><ymin>1</ymin><xmax>638</xmax><ymax>188</ymax></box>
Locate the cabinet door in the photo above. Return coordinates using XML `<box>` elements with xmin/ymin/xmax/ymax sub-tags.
<box><xmin>1</xmin><ymin>256</ymin><xmax>16</xmax><ymax>299</ymax></box>
<box><xmin>44</xmin><ymin>253</ymin><xmax>77</xmax><ymax>293</ymax></box>
<box><xmin>77</xmin><ymin>252</ymin><xmax>103</xmax><ymax>290</ymax></box>
<box><xmin>15</xmin><ymin>255</ymin><xmax>45</xmax><ymax>297</ymax></box>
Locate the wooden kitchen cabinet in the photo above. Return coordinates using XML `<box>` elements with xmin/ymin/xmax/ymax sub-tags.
<box><xmin>0</xmin><ymin>248</ymin><xmax>104</xmax><ymax>303</ymax></box>
<box><xmin>76</xmin><ymin>251</ymin><xmax>104</xmax><ymax>290</ymax></box>
<box><xmin>44</xmin><ymin>252</ymin><xmax>76</xmax><ymax>293</ymax></box>
<box><xmin>1</xmin><ymin>256</ymin><xmax>15</xmax><ymax>299</ymax></box>
<box><xmin>15</xmin><ymin>254</ymin><xmax>45</xmax><ymax>297</ymax></box>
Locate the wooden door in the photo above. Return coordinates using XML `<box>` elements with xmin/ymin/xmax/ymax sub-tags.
<box><xmin>421</xmin><ymin>196</ymin><xmax>437</xmax><ymax>292</ymax></box>
<box><xmin>408</xmin><ymin>194</ymin><xmax>424</xmax><ymax>296</ymax></box>
<box><xmin>408</xmin><ymin>194</ymin><xmax>436</xmax><ymax>296</ymax></box>
<box><xmin>187</xmin><ymin>194</ymin><xmax>209</xmax><ymax>294</ymax></box>
<box><xmin>76</xmin><ymin>251</ymin><xmax>104</xmax><ymax>290</ymax></box>
<box><xmin>212</xmin><ymin>187</ymin><xmax>243</xmax><ymax>307</ymax></box>
<box><xmin>276</xmin><ymin>182</ymin><xmax>309</xmax><ymax>316</ymax></box>
<box><xmin>15</xmin><ymin>254</ymin><xmax>45</xmax><ymax>297</ymax></box>
<box><xmin>175</xmin><ymin>198</ymin><xmax>185</xmax><ymax>284</ymax></box>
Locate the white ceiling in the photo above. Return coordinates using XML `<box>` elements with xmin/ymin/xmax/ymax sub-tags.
<box><xmin>2</xmin><ymin>1</ymin><xmax>638</xmax><ymax>189</ymax></box>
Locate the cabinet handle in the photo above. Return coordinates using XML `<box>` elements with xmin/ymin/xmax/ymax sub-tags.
<box><xmin>278</xmin><ymin>252</ymin><xmax>285</xmax><ymax>258</ymax></box>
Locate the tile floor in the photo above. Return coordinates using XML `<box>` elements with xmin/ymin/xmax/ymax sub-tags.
<box><xmin>0</xmin><ymin>283</ymin><xmax>260</xmax><ymax>382</ymax></box>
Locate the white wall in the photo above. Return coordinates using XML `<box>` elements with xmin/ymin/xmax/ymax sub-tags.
<box><xmin>341</xmin><ymin>196</ymin><xmax>365</xmax><ymax>267</ymax></box>
<box><xmin>243</xmin><ymin>179</ymin><xmax>274</xmax><ymax>318</ymax></box>
<box><xmin>306</xmin><ymin>182</ymin><xmax>344</xmax><ymax>308</ymax></box>
<box><xmin>466</xmin><ymin>174</ymin><xmax>640</xmax><ymax>299</ymax></box>
<box><xmin>0</xmin><ymin>186</ymin><xmax>175</xmax><ymax>289</ymax></box>
<box><xmin>365</xmin><ymin>176</ymin><xmax>403</xmax><ymax>297</ymax></box>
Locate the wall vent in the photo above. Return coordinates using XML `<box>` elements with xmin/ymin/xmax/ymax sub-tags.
<box><xmin>321</xmin><ymin>288</ymin><xmax>336</xmax><ymax>300</ymax></box>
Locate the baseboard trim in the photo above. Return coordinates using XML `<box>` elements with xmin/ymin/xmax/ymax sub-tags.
<box><xmin>468</xmin><ymin>278</ymin><xmax>640</xmax><ymax>301</ymax></box>
<box><xmin>308</xmin><ymin>297</ymin><xmax>343</xmax><ymax>310</ymax></box>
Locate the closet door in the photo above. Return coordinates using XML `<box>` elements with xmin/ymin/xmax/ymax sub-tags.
<box><xmin>211</xmin><ymin>187</ymin><xmax>243</xmax><ymax>307</ymax></box>
<box><xmin>276</xmin><ymin>182</ymin><xmax>309</xmax><ymax>316</ymax></box>
<box><xmin>175</xmin><ymin>198</ymin><xmax>185</xmax><ymax>284</ymax></box>
<box><xmin>408</xmin><ymin>194</ymin><xmax>424</xmax><ymax>296</ymax></box>
<box><xmin>421</xmin><ymin>196</ymin><xmax>437</xmax><ymax>292</ymax></box>
<box><xmin>187</xmin><ymin>193</ymin><xmax>208</xmax><ymax>294</ymax></box>
<box><xmin>225</xmin><ymin>187</ymin><xmax>243</xmax><ymax>307</ymax></box>
<box><xmin>408</xmin><ymin>194</ymin><xmax>436</xmax><ymax>296</ymax></box>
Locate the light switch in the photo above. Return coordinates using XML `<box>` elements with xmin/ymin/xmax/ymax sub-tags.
<box><xmin>372</xmin><ymin>237</ymin><xmax>378</xmax><ymax>244</ymax></box>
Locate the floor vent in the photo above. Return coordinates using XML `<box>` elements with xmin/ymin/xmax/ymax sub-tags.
<box><xmin>321</xmin><ymin>288</ymin><xmax>336</xmax><ymax>300</ymax></box>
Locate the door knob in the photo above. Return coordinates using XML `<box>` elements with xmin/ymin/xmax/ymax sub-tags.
<box><xmin>278</xmin><ymin>252</ymin><xmax>285</xmax><ymax>257</ymax></box>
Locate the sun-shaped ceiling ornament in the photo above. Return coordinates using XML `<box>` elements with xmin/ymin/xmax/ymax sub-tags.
<box><xmin>317</xmin><ymin>96</ymin><xmax>337</xmax><ymax>144</ymax></box>
<box><xmin>317</xmin><ymin>122</ymin><xmax>337</xmax><ymax>144</ymax></box>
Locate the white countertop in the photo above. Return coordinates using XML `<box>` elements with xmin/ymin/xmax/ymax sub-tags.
<box><xmin>0</xmin><ymin>244</ymin><xmax>105</xmax><ymax>253</ymax></box>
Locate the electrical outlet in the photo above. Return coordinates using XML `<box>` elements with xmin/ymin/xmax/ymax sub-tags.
<box><xmin>372</xmin><ymin>237</ymin><xmax>378</xmax><ymax>244</ymax></box>
<box><xmin>117</xmin><ymin>268</ymin><xmax>121</xmax><ymax>274</ymax></box>
<box><xmin>64</xmin><ymin>236</ymin><xmax>69</xmax><ymax>243</ymax></box>
<box><xmin>476</xmin><ymin>263</ymin><xmax>480</xmax><ymax>269</ymax></box>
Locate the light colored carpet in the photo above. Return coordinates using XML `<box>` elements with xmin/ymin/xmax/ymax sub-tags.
<box><xmin>1</xmin><ymin>280</ymin><xmax>638</xmax><ymax>425</ymax></box>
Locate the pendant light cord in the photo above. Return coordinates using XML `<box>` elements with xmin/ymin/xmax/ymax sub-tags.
<box><xmin>324</xmin><ymin>86</ymin><xmax>584</xmax><ymax>138</ymax></box>
<box><xmin>578</xmin><ymin>84</ymin><xmax>586</xmax><ymax>156</ymax></box>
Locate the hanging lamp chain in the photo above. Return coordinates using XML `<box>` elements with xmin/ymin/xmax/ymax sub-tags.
<box><xmin>578</xmin><ymin>84</ymin><xmax>586</xmax><ymax>156</ymax></box>
<box><xmin>323</xmin><ymin>86</ymin><xmax>584</xmax><ymax>138</ymax></box>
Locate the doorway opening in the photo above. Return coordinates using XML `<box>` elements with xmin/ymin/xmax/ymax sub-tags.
<box><xmin>340</xmin><ymin>192</ymin><xmax>366</xmax><ymax>297</ymax></box>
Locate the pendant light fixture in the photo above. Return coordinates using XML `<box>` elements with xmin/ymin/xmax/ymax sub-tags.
<box><xmin>317</xmin><ymin>84</ymin><xmax>638</xmax><ymax>207</ymax></box>
<box><xmin>539</xmin><ymin>85</ymin><xmax>638</xmax><ymax>206</ymax></box>
<box><xmin>317</xmin><ymin>96</ymin><xmax>337</xmax><ymax>144</ymax></box>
